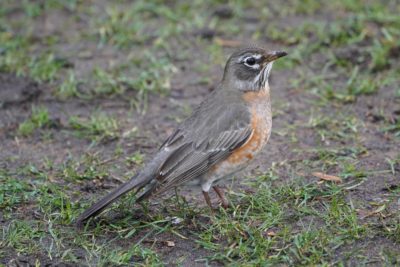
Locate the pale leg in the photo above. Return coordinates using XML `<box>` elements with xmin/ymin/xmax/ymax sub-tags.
<box><xmin>202</xmin><ymin>191</ymin><xmax>213</xmax><ymax>209</ymax></box>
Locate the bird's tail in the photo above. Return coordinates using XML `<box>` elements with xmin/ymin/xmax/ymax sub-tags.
<box><xmin>76</xmin><ymin>174</ymin><xmax>150</xmax><ymax>226</ymax></box>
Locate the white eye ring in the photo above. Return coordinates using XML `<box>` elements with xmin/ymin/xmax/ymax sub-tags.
<box><xmin>243</xmin><ymin>56</ymin><xmax>260</xmax><ymax>69</ymax></box>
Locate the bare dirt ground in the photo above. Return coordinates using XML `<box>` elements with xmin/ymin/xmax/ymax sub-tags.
<box><xmin>0</xmin><ymin>0</ymin><xmax>399</xmax><ymax>266</ymax></box>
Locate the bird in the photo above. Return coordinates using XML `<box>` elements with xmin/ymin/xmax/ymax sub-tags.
<box><xmin>76</xmin><ymin>47</ymin><xmax>287</xmax><ymax>225</ymax></box>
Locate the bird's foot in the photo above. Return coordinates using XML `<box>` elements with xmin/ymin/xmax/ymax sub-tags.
<box><xmin>213</xmin><ymin>186</ymin><xmax>229</xmax><ymax>209</ymax></box>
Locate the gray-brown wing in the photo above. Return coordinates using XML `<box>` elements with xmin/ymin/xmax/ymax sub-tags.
<box><xmin>150</xmin><ymin>98</ymin><xmax>253</xmax><ymax>196</ymax></box>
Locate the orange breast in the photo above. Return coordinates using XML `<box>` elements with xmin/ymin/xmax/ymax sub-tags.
<box><xmin>208</xmin><ymin>89</ymin><xmax>271</xmax><ymax>178</ymax></box>
<box><xmin>226</xmin><ymin>89</ymin><xmax>271</xmax><ymax>165</ymax></box>
<box><xmin>226</xmin><ymin>109</ymin><xmax>268</xmax><ymax>164</ymax></box>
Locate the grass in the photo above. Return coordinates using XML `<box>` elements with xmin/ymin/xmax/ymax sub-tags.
<box><xmin>68</xmin><ymin>113</ymin><xmax>120</xmax><ymax>142</ymax></box>
<box><xmin>90</xmin><ymin>52</ymin><xmax>176</xmax><ymax>111</ymax></box>
<box><xmin>18</xmin><ymin>106</ymin><xmax>51</xmax><ymax>136</ymax></box>
<box><xmin>55</xmin><ymin>71</ymin><xmax>81</xmax><ymax>99</ymax></box>
<box><xmin>0</xmin><ymin>172</ymin><xmax>33</xmax><ymax>211</ymax></box>
<box><xmin>0</xmin><ymin>0</ymin><xmax>399</xmax><ymax>265</ymax></box>
<box><xmin>0</xmin><ymin>167</ymin><xmax>386</xmax><ymax>265</ymax></box>
<box><xmin>307</xmin><ymin>112</ymin><xmax>360</xmax><ymax>142</ymax></box>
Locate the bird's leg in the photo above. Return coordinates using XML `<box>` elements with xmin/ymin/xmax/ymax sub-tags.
<box><xmin>202</xmin><ymin>191</ymin><xmax>213</xmax><ymax>209</ymax></box>
<box><xmin>213</xmin><ymin>186</ymin><xmax>229</xmax><ymax>209</ymax></box>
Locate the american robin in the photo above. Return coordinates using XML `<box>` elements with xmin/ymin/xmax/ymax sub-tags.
<box><xmin>76</xmin><ymin>47</ymin><xmax>287</xmax><ymax>225</ymax></box>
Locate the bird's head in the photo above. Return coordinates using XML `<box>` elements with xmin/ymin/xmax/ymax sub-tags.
<box><xmin>222</xmin><ymin>47</ymin><xmax>287</xmax><ymax>92</ymax></box>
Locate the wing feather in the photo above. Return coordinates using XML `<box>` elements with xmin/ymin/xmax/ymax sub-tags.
<box><xmin>142</xmin><ymin>89</ymin><xmax>253</xmax><ymax>198</ymax></box>
<box><xmin>153</xmin><ymin>126</ymin><xmax>253</xmax><ymax>196</ymax></box>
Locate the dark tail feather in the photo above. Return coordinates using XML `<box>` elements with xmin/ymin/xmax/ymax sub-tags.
<box><xmin>76</xmin><ymin>174</ymin><xmax>148</xmax><ymax>226</ymax></box>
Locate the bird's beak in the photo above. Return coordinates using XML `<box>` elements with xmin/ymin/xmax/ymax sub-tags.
<box><xmin>265</xmin><ymin>51</ymin><xmax>287</xmax><ymax>62</ymax></box>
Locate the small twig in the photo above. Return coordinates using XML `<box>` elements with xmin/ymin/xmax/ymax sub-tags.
<box><xmin>344</xmin><ymin>180</ymin><xmax>366</xmax><ymax>190</ymax></box>
<box><xmin>312</xmin><ymin>172</ymin><xmax>342</xmax><ymax>183</ymax></box>
<box><xmin>98</xmin><ymin>157</ymin><xmax>118</xmax><ymax>166</ymax></box>
<box><xmin>109</xmin><ymin>174</ymin><xmax>127</xmax><ymax>184</ymax></box>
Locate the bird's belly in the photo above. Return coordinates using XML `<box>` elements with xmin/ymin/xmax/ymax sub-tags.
<box><xmin>212</xmin><ymin>121</ymin><xmax>271</xmax><ymax>177</ymax></box>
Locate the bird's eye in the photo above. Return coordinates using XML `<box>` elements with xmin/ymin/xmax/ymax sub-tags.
<box><xmin>245</xmin><ymin>57</ymin><xmax>256</xmax><ymax>66</ymax></box>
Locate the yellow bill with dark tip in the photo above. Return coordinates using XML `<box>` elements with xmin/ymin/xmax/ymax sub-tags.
<box><xmin>265</xmin><ymin>51</ymin><xmax>288</xmax><ymax>62</ymax></box>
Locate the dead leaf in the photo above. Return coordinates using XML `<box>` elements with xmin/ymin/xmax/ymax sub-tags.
<box><xmin>356</xmin><ymin>209</ymin><xmax>370</xmax><ymax>219</ymax></box>
<box><xmin>164</xmin><ymin>241</ymin><xmax>175</xmax><ymax>247</ymax></box>
<box><xmin>266</xmin><ymin>230</ymin><xmax>276</xmax><ymax>237</ymax></box>
<box><xmin>229</xmin><ymin>242</ymin><xmax>237</xmax><ymax>249</ymax></box>
<box><xmin>312</xmin><ymin>172</ymin><xmax>342</xmax><ymax>183</ymax></box>
<box><xmin>357</xmin><ymin>205</ymin><xmax>386</xmax><ymax>219</ymax></box>
<box><xmin>214</xmin><ymin>37</ymin><xmax>242</xmax><ymax>47</ymax></box>
<box><xmin>373</xmin><ymin>204</ymin><xmax>386</xmax><ymax>214</ymax></box>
